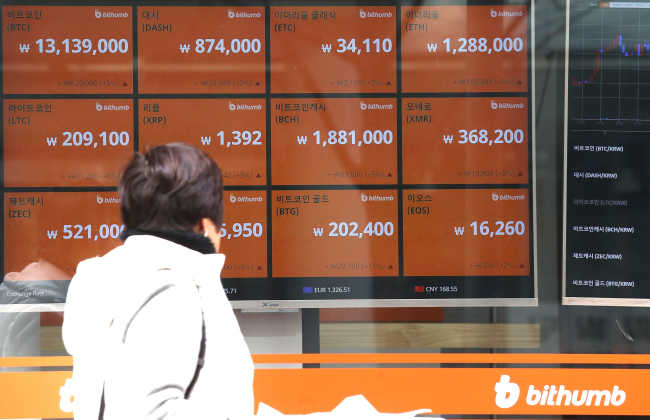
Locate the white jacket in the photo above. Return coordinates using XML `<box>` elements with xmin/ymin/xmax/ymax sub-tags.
<box><xmin>63</xmin><ymin>235</ymin><xmax>255</xmax><ymax>420</ymax></box>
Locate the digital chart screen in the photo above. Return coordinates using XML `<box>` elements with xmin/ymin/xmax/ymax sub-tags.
<box><xmin>1</xmin><ymin>2</ymin><xmax>535</xmax><ymax>308</ymax></box>
<box><xmin>564</xmin><ymin>1</ymin><xmax>650</xmax><ymax>305</ymax></box>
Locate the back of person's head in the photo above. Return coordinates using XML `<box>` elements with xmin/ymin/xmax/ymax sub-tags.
<box><xmin>119</xmin><ymin>143</ymin><xmax>224</xmax><ymax>232</ymax></box>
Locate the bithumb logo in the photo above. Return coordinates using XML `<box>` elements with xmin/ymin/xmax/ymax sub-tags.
<box><xmin>493</xmin><ymin>192</ymin><xmax>525</xmax><ymax>201</ymax></box>
<box><xmin>229</xmin><ymin>101</ymin><xmax>262</xmax><ymax>111</ymax></box>
<box><xmin>228</xmin><ymin>9</ymin><xmax>261</xmax><ymax>18</ymax></box>
<box><xmin>495</xmin><ymin>375</ymin><xmax>626</xmax><ymax>408</ymax></box>
<box><xmin>490</xmin><ymin>9</ymin><xmax>524</xmax><ymax>18</ymax></box>
<box><xmin>97</xmin><ymin>195</ymin><xmax>120</xmax><ymax>204</ymax></box>
<box><xmin>360</xmin><ymin>100</ymin><xmax>393</xmax><ymax>110</ymax></box>
<box><xmin>95</xmin><ymin>9</ymin><xmax>129</xmax><ymax>18</ymax></box>
<box><xmin>360</xmin><ymin>9</ymin><xmax>392</xmax><ymax>18</ymax></box>
<box><xmin>96</xmin><ymin>102</ymin><xmax>129</xmax><ymax>111</ymax></box>
<box><xmin>361</xmin><ymin>193</ymin><xmax>394</xmax><ymax>202</ymax></box>
<box><xmin>231</xmin><ymin>194</ymin><xmax>263</xmax><ymax>203</ymax></box>
<box><xmin>491</xmin><ymin>101</ymin><xmax>498</xmax><ymax>110</ymax></box>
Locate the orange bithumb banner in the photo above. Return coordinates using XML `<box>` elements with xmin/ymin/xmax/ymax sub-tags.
<box><xmin>0</xmin><ymin>367</ymin><xmax>649</xmax><ymax>417</ymax></box>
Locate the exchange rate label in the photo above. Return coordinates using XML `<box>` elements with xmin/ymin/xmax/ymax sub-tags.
<box><xmin>138</xmin><ymin>7</ymin><xmax>265</xmax><ymax>94</ymax></box>
<box><xmin>220</xmin><ymin>192</ymin><xmax>267</xmax><ymax>278</ymax></box>
<box><xmin>273</xmin><ymin>190</ymin><xmax>398</xmax><ymax>278</ymax></box>
<box><xmin>402</xmin><ymin>98</ymin><xmax>529</xmax><ymax>185</ymax></box>
<box><xmin>4</xmin><ymin>100</ymin><xmax>134</xmax><ymax>188</ymax></box>
<box><xmin>403</xmin><ymin>189</ymin><xmax>530</xmax><ymax>276</ymax></box>
<box><xmin>3</xmin><ymin>6</ymin><xmax>133</xmax><ymax>94</ymax></box>
<box><xmin>139</xmin><ymin>99</ymin><xmax>266</xmax><ymax>186</ymax></box>
<box><xmin>271</xmin><ymin>98</ymin><xmax>397</xmax><ymax>185</ymax></box>
<box><xmin>4</xmin><ymin>192</ymin><xmax>122</xmax><ymax>278</ymax></box>
<box><xmin>270</xmin><ymin>7</ymin><xmax>396</xmax><ymax>93</ymax></box>
<box><xmin>401</xmin><ymin>6</ymin><xmax>527</xmax><ymax>93</ymax></box>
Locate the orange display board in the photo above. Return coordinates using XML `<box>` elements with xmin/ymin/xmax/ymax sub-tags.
<box><xmin>138</xmin><ymin>99</ymin><xmax>266</xmax><ymax>186</ymax></box>
<box><xmin>403</xmin><ymin>189</ymin><xmax>530</xmax><ymax>276</ymax></box>
<box><xmin>4</xmin><ymin>100</ymin><xmax>134</xmax><ymax>188</ymax></box>
<box><xmin>402</xmin><ymin>97</ymin><xmax>529</xmax><ymax>185</ymax></box>
<box><xmin>271</xmin><ymin>98</ymin><xmax>397</xmax><ymax>185</ymax></box>
<box><xmin>220</xmin><ymin>191</ymin><xmax>267</xmax><ymax>278</ymax></box>
<box><xmin>2</xmin><ymin>363</ymin><xmax>650</xmax><ymax>417</ymax></box>
<box><xmin>272</xmin><ymin>190</ymin><xmax>398</xmax><ymax>278</ymax></box>
<box><xmin>3</xmin><ymin>6</ymin><xmax>133</xmax><ymax>94</ymax></box>
<box><xmin>401</xmin><ymin>6</ymin><xmax>527</xmax><ymax>93</ymax></box>
<box><xmin>4</xmin><ymin>192</ymin><xmax>122</xmax><ymax>277</ymax></box>
<box><xmin>270</xmin><ymin>7</ymin><xmax>396</xmax><ymax>93</ymax></box>
<box><xmin>137</xmin><ymin>7</ymin><xmax>265</xmax><ymax>94</ymax></box>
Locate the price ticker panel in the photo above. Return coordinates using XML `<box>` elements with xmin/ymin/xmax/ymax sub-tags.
<box><xmin>1</xmin><ymin>2</ymin><xmax>535</xmax><ymax>308</ymax></box>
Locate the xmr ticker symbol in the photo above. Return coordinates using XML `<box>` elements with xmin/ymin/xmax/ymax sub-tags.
<box><xmin>495</xmin><ymin>375</ymin><xmax>520</xmax><ymax>409</ymax></box>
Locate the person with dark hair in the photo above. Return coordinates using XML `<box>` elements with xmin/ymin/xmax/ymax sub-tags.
<box><xmin>62</xmin><ymin>143</ymin><xmax>254</xmax><ymax>419</ymax></box>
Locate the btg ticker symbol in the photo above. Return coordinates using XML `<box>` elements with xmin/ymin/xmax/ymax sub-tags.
<box><xmin>494</xmin><ymin>375</ymin><xmax>520</xmax><ymax>409</ymax></box>
<box><xmin>360</xmin><ymin>9</ymin><xmax>366</xmax><ymax>18</ymax></box>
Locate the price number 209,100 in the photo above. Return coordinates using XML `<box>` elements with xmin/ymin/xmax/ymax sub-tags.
<box><xmin>60</xmin><ymin>131</ymin><xmax>130</xmax><ymax>147</ymax></box>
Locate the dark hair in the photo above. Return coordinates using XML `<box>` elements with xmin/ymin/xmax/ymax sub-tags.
<box><xmin>118</xmin><ymin>143</ymin><xmax>224</xmax><ymax>231</ymax></box>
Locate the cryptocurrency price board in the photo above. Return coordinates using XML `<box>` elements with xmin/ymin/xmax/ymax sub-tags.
<box><xmin>1</xmin><ymin>1</ymin><xmax>535</xmax><ymax>308</ymax></box>
<box><xmin>564</xmin><ymin>1</ymin><xmax>650</xmax><ymax>306</ymax></box>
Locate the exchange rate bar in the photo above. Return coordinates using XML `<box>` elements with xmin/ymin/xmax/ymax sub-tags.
<box><xmin>271</xmin><ymin>98</ymin><xmax>397</xmax><ymax>185</ymax></box>
<box><xmin>137</xmin><ymin>7</ymin><xmax>265</xmax><ymax>94</ymax></box>
<box><xmin>220</xmin><ymin>192</ymin><xmax>267</xmax><ymax>278</ymax></box>
<box><xmin>3</xmin><ymin>6</ymin><xmax>133</xmax><ymax>94</ymax></box>
<box><xmin>4</xmin><ymin>192</ymin><xmax>123</xmax><ymax>278</ymax></box>
<box><xmin>270</xmin><ymin>7</ymin><xmax>396</xmax><ymax>93</ymax></box>
<box><xmin>138</xmin><ymin>99</ymin><xmax>266</xmax><ymax>186</ymax></box>
<box><xmin>403</xmin><ymin>189</ymin><xmax>530</xmax><ymax>276</ymax></box>
<box><xmin>4</xmin><ymin>100</ymin><xmax>134</xmax><ymax>188</ymax></box>
<box><xmin>272</xmin><ymin>190</ymin><xmax>398</xmax><ymax>278</ymax></box>
<box><xmin>402</xmin><ymin>97</ymin><xmax>529</xmax><ymax>185</ymax></box>
<box><xmin>401</xmin><ymin>6</ymin><xmax>528</xmax><ymax>93</ymax></box>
